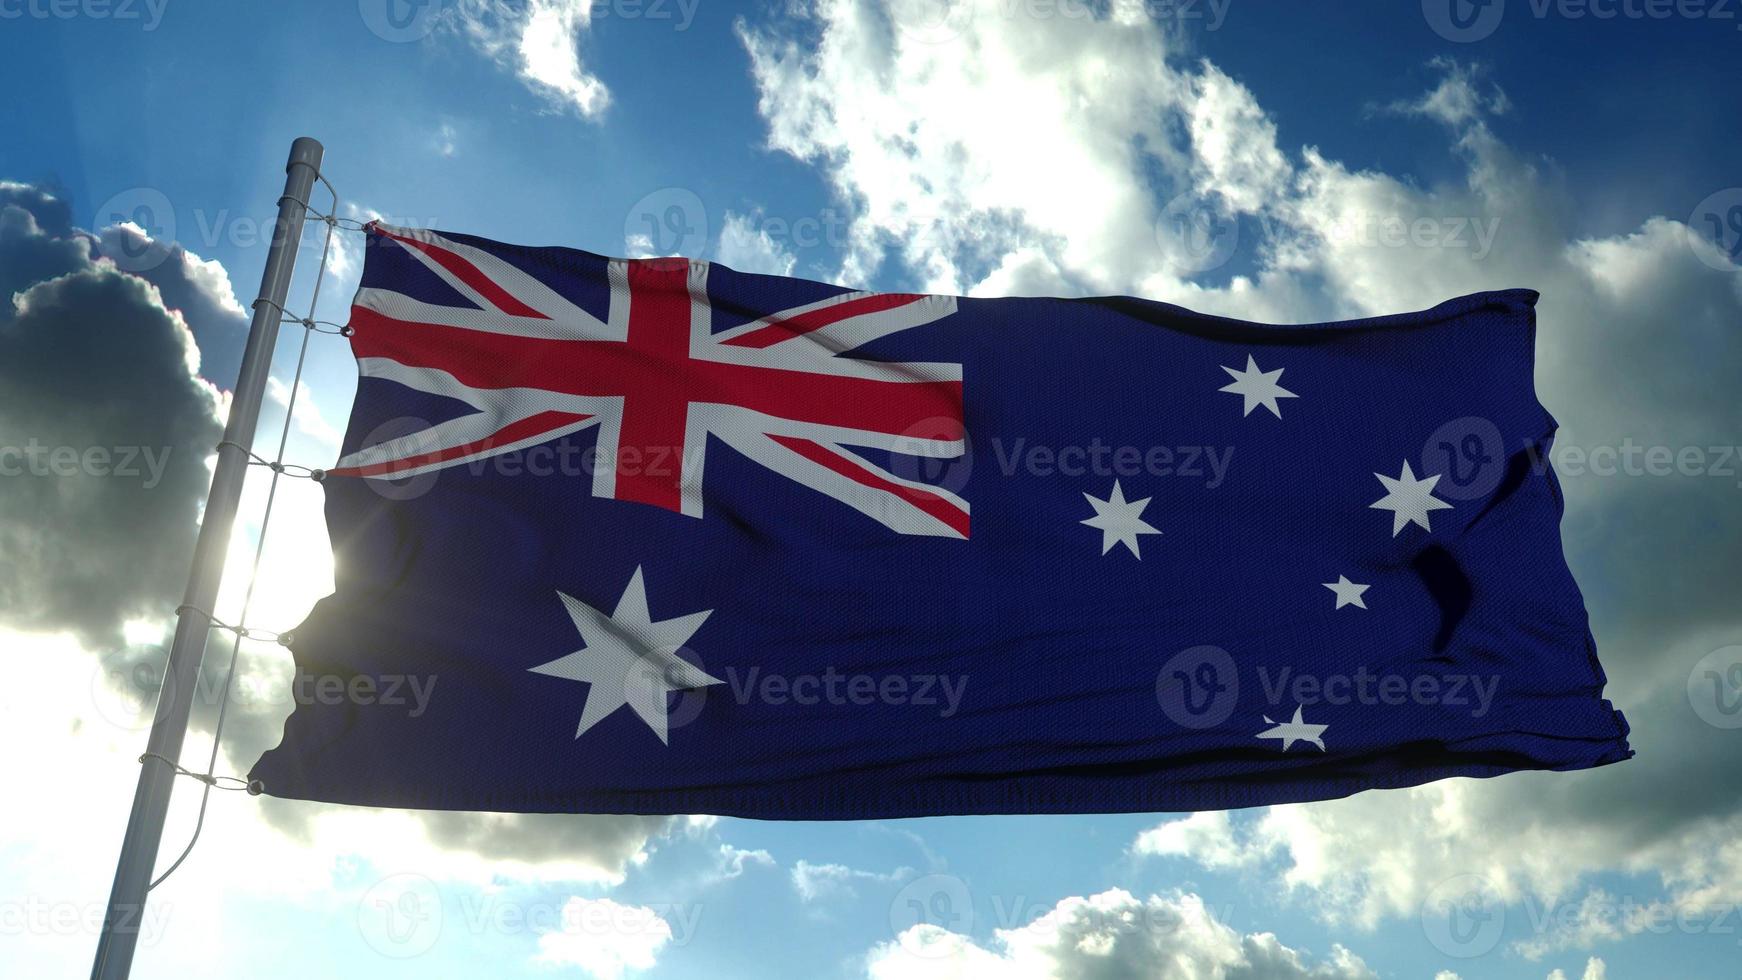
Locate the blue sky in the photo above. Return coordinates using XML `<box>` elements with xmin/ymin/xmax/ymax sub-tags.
<box><xmin>2</xmin><ymin>1</ymin><xmax>1741</xmax><ymax>978</ymax></box>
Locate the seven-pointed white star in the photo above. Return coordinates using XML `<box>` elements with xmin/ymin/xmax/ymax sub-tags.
<box><xmin>1323</xmin><ymin>575</ymin><xmax>1370</xmax><ymax>609</ymax></box>
<box><xmin>1369</xmin><ymin>460</ymin><xmax>1453</xmax><ymax>536</ymax></box>
<box><xmin>1219</xmin><ymin>355</ymin><xmax>1298</xmax><ymax>418</ymax></box>
<box><xmin>529</xmin><ymin>566</ymin><xmax>722</xmax><ymax>744</ymax></box>
<box><xmin>1080</xmin><ymin>480</ymin><xmax>1162</xmax><ymax>558</ymax></box>
<box><xmin>1256</xmin><ymin>706</ymin><xmax>1328</xmax><ymax>751</ymax></box>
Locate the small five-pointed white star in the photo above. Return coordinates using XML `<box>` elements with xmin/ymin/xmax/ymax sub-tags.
<box><xmin>1080</xmin><ymin>481</ymin><xmax>1162</xmax><ymax>558</ymax></box>
<box><xmin>1323</xmin><ymin>575</ymin><xmax>1370</xmax><ymax>609</ymax></box>
<box><xmin>1370</xmin><ymin>460</ymin><xmax>1452</xmax><ymax>536</ymax></box>
<box><xmin>1219</xmin><ymin>355</ymin><xmax>1298</xmax><ymax>418</ymax></box>
<box><xmin>1257</xmin><ymin>706</ymin><xmax>1328</xmax><ymax>751</ymax></box>
<box><xmin>529</xmin><ymin>566</ymin><xmax>722</xmax><ymax>744</ymax></box>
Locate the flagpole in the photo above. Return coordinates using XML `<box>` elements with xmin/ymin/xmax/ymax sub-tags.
<box><xmin>90</xmin><ymin>137</ymin><xmax>324</xmax><ymax>980</ymax></box>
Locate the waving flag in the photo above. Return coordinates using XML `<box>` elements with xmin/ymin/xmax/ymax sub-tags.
<box><xmin>250</xmin><ymin>223</ymin><xmax>1632</xmax><ymax>817</ymax></box>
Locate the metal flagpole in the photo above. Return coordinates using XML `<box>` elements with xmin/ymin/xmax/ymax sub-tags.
<box><xmin>90</xmin><ymin>136</ymin><xmax>325</xmax><ymax>980</ymax></box>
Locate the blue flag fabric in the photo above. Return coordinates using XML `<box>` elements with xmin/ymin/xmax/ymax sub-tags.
<box><xmin>249</xmin><ymin>222</ymin><xmax>1633</xmax><ymax>818</ymax></box>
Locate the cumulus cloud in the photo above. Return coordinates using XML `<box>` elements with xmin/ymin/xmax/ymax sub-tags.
<box><xmin>92</xmin><ymin>222</ymin><xmax>252</xmax><ymax>383</ymax></box>
<box><xmin>533</xmin><ymin>896</ymin><xmax>674</xmax><ymax>978</ymax></box>
<box><xmin>867</xmin><ymin>889</ymin><xmax>1377</xmax><ymax>980</ymax></box>
<box><xmin>0</xmin><ymin>196</ymin><xmax>224</xmax><ymax>649</ymax></box>
<box><xmin>1</xmin><ymin>182</ymin><xmax>252</xmax><ymax>385</ymax></box>
<box><xmin>740</xmin><ymin>0</ymin><xmax>1742</xmax><ymax>954</ymax></box>
<box><xmin>456</xmin><ymin>0</ymin><xmax>610</xmax><ymax>119</ymax></box>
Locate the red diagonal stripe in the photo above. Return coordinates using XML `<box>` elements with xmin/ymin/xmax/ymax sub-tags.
<box><xmin>721</xmin><ymin>292</ymin><xmax>924</xmax><ymax>349</ymax></box>
<box><xmin>373</xmin><ymin>226</ymin><xmax>550</xmax><ymax>320</ymax></box>
<box><xmin>770</xmin><ymin>435</ymin><xmax>969</xmax><ymax>538</ymax></box>
<box><xmin>330</xmin><ymin>409</ymin><xmax>592</xmax><ymax>478</ymax></box>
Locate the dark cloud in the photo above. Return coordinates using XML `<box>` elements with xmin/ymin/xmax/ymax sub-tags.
<box><xmin>93</xmin><ymin>223</ymin><xmax>251</xmax><ymax>384</ymax></box>
<box><xmin>0</xmin><ymin>183</ymin><xmax>251</xmax><ymax>384</ymax></box>
<box><xmin>0</xmin><ymin>200</ymin><xmax>223</xmax><ymax>649</ymax></box>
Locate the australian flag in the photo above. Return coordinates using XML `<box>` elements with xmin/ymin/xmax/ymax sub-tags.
<box><xmin>249</xmin><ymin>222</ymin><xmax>1633</xmax><ymax>817</ymax></box>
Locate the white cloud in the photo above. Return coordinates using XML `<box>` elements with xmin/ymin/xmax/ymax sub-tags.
<box><xmin>1131</xmin><ymin>811</ymin><xmax>1262</xmax><ymax>870</ymax></box>
<box><xmin>791</xmin><ymin>859</ymin><xmax>912</xmax><ymax>902</ymax></box>
<box><xmin>716</xmin><ymin>211</ymin><xmax>799</xmax><ymax>276</ymax></box>
<box><xmin>458</xmin><ymin>0</ymin><xmax>609</xmax><ymax>119</ymax></box>
<box><xmin>533</xmin><ymin>896</ymin><xmax>673</xmax><ymax>979</ymax></box>
<box><xmin>1545</xmin><ymin>957</ymin><xmax>1607</xmax><ymax>980</ymax></box>
<box><xmin>866</xmin><ymin>888</ymin><xmax>1377</xmax><ymax>979</ymax></box>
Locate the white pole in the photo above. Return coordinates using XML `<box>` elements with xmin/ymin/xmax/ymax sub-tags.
<box><xmin>90</xmin><ymin>136</ymin><xmax>325</xmax><ymax>980</ymax></box>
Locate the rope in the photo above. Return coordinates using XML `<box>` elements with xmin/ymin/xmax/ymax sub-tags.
<box><xmin>139</xmin><ymin>753</ymin><xmax>251</xmax><ymax>792</ymax></box>
<box><xmin>250</xmin><ymin>297</ymin><xmax>354</xmax><ymax>336</ymax></box>
<box><xmin>148</xmin><ymin>167</ymin><xmax>343</xmax><ymax>891</ymax></box>
<box><xmin>213</xmin><ymin>441</ymin><xmax>326</xmax><ymax>481</ymax></box>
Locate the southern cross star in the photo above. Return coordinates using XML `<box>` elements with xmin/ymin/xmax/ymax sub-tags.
<box><xmin>1323</xmin><ymin>575</ymin><xmax>1370</xmax><ymax>609</ymax></box>
<box><xmin>529</xmin><ymin>566</ymin><xmax>721</xmax><ymax>744</ymax></box>
<box><xmin>1080</xmin><ymin>480</ymin><xmax>1162</xmax><ymax>559</ymax></box>
<box><xmin>1256</xmin><ymin>706</ymin><xmax>1328</xmax><ymax>751</ymax></box>
<box><xmin>1370</xmin><ymin>460</ymin><xmax>1452</xmax><ymax>536</ymax></box>
<box><xmin>1218</xmin><ymin>355</ymin><xmax>1298</xmax><ymax>418</ymax></box>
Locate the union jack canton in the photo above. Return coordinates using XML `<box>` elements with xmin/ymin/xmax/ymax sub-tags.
<box><xmin>330</xmin><ymin>223</ymin><xmax>970</xmax><ymax>538</ymax></box>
